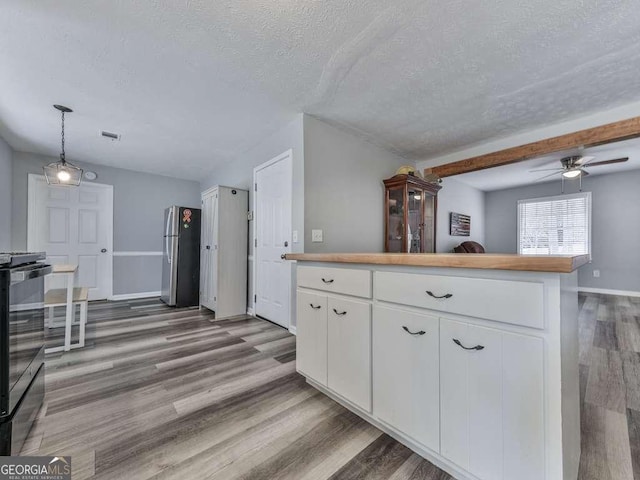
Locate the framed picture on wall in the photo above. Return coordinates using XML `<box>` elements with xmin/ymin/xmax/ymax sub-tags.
<box><xmin>450</xmin><ymin>212</ymin><xmax>471</xmax><ymax>236</ymax></box>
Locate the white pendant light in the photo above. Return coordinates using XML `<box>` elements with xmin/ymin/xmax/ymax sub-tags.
<box><xmin>43</xmin><ymin>105</ymin><xmax>83</xmax><ymax>186</ymax></box>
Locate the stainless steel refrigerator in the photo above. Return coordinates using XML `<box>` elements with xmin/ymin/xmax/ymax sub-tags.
<box><xmin>161</xmin><ymin>206</ymin><xmax>201</xmax><ymax>307</ymax></box>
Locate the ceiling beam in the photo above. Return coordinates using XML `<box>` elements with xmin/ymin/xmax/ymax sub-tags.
<box><xmin>425</xmin><ymin>116</ymin><xmax>640</xmax><ymax>178</ymax></box>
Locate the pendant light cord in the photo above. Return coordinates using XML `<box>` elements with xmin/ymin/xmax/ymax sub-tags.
<box><xmin>60</xmin><ymin>110</ymin><xmax>66</xmax><ymax>163</ymax></box>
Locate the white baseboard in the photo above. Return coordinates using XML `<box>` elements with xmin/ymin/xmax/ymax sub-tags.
<box><xmin>247</xmin><ymin>307</ymin><xmax>255</xmax><ymax>316</ymax></box>
<box><xmin>112</xmin><ymin>251</ymin><xmax>163</xmax><ymax>257</ymax></box>
<box><xmin>288</xmin><ymin>325</ymin><xmax>297</xmax><ymax>335</ymax></box>
<box><xmin>578</xmin><ymin>287</ymin><xmax>640</xmax><ymax>298</ymax></box>
<box><xmin>109</xmin><ymin>291</ymin><xmax>161</xmax><ymax>301</ymax></box>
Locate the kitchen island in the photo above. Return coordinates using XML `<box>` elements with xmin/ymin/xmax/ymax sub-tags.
<box><xmin>285</xmin><ymin>253</ymin><xmax>589</xmax><ymax>480</ymax></box>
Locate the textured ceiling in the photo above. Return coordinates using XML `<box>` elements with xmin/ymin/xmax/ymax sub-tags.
<box><xmin>454</xmin><ymin>137</ymin><xmax>640</xmax><ymax>191</ymax></box>
<box><xmin>1</xmin><ymin>0</ymin><xmax>640</xmax><ymax>180</ymax></box>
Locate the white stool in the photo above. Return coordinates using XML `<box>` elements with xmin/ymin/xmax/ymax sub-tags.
<box><xmin>45</xmin><ymin>287</ymin><xmax>88</xmax><ymax>352</ymax></box>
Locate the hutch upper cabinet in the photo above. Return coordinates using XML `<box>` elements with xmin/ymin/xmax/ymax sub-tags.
<box><xmin>383</xmin><ymin>174</ymin><xmax>441</xmax><ymax>253</ymax></box>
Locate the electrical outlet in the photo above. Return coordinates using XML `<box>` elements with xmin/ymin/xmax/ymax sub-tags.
<box><xmin>593</xmin><ymin>269</ymin><xmax>600</xmax><ymax>278</ymax></box>
<box><xmin>292</xmin><ymin>230</ymin><xmax>298</xmax><ymax>243</ymax></box>
<box><xmin>311</xmin><ymin>229</ymin><xmax>323</xmax><ymax>242</ymax></box>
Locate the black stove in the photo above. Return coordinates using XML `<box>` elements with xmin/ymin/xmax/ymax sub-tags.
<box><xmin>0</xmin><ymin>251</ymin><xmax>50</xmax><ymax>455</ymax></box>
<box><xmin>0</xmin><ymin>252</ymin><xmax>46</xmax><ymax>268</ymax></box>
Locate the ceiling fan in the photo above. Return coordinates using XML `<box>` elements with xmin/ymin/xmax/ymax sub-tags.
<box><xmin>529</xmin><ymin>155</ymin><xmax>629</xmax><ymax>189</ymax></box>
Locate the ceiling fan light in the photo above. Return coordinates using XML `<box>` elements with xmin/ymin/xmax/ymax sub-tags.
<box><xmin>562</xmin><ymin>169</ymin><xmax>582</xmax><ymax>179</ymax></box>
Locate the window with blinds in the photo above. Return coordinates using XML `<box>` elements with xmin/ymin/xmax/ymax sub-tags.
<box><xmin>517</xmin><ymin>192</ymin><xmax>591</xmax><ymax>256</ymax></box>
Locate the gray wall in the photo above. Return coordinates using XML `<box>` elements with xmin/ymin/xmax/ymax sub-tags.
<box><xmin>0</xmin><ymin>137</ymin><xmax>12</xmax><ymax>251</ymax></box>
<box><xmin>12</xmin><ymin>151</ymin><xmax>201</xmax><ymax>295</ymax></box>
<box><xmin>201</xmin><ymin>114</ymin><xmax>305</xmax><ymax>312</ymax></box>
<box><xmin>304</xmin><ymin>116</ymin><xmax>407</xmax><ymax>253</ymax></box>
<box><xmin>436</xmin><ymin>178</ymin><xmax>485</xmax><ymax>253</ymax></box>
<box><xmin>484</xmin><ymin>170</ymin><xmax>640</xmax><ymax>292</ymax></box>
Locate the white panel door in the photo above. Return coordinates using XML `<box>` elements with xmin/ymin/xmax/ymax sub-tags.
<box><xmin>296</xmin><ymin>290</ymin><xmax>328</xmax><ymax>385</ymax></box>
<box><xmin>255</xmin><ymin>151</ymin><xmax>292</xmax><ymax>328</ymax></box>
<box><xmin>327</xmin><ymin>296</ymin><xmax>371</xmax><ymax>412</ymax></box>
<box><xmin>200</xmin><ymin>189</ymin><xmax>218</xmax><ymax>311</ymax></box>
<box><xmin>28</xmin><ymin>175</ymin><xmax>113</xmax><ymax>300</ymax></box>
<box><xmin>440</xmin><ymin>317</ymin><xmax>545</xmax><ymax>480</ymax></box>
<box><xmin>373</xmin><ymin>306</ymin><xmax>440</xmax><ymax>452</ymax></box>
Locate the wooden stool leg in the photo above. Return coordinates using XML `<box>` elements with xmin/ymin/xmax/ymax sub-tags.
<box><xmin>79</xmin><ymin>301</ymin><xmax>87</xmax><ymax>348</ymax></box>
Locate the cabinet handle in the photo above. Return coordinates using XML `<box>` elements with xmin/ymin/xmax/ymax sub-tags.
<box><xmin>332</xmin><ymin>308</ymin><xmax>347</xmax><ymax>316</ymax></box>
<box><xmin>453</xmin><ymin>338</ymin><xmax>485</xmax><ymax>351</ymax></box>
<box><xmin>309</xmin><ymin>303</ymin><xmax>321</xmax><ymax>310</ymax></box>
<box><xmin>402</xmin><ymin>326</ymin><xmax>426</xmax><ymax>336</ymax></box>
<box><xmin>426</xmin><ymin>291</ymin><xmax>453</xmax><ymax>299</ymax></box>
<box><xmin>322</xmin><ymin>278</ymin><xmax>334</xmax><ymax>284</ymax></box>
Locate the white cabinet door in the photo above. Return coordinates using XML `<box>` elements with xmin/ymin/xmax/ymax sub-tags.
<box><xmin>373</xmin><ymin>306</ymin><xmax>440</xmax><ymax>452</ymax></box>
<box><xmin>328</xmin><ymin>296</ymin><xmax>371</xmax><ymax>411</ymax></box>
<box><xmin>296</xmin><ymin>290</ymin><xmax>328</xmax><ymax>386</ymax></box>
<box><xmin>440</xmin><ymin>318</ymin><xmax>544</xmax><ymax>480</ymax></box>
<box><xmin>200</xmin><ymin>191</ymin><xmax>218</xmax><ymax>311</ymax></box>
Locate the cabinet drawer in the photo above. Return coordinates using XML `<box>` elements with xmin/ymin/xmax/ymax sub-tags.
<box><xmin>375</xmin><ymin>271</ymin><xmax>544</xmax><ymax>329</ymax></box>
<box><xmin>298</xmin><ymin>266</ymin><xmax>372</xmax><ymax>298</ymax></box>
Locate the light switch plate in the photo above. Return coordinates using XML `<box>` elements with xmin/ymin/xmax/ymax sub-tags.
<box><xmin>311</xmin><ymin>229</ymin><xmax>323</xmax><ymax>242</ymax></box>
<box><xmin>593</xmin><ymin>269</ymin><xmax>600</xmax><ymax>278</ymax></box>
<box><xmin>292</xmin><ymin>230</ymin><xmax>299</xmax><ymax>243</ymax></box>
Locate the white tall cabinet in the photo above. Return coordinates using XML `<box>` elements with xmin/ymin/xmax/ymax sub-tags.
<box><xmin>200</xmin><ymin>186</ymin><xmax>248</xmax><ymax>318</ymax></box>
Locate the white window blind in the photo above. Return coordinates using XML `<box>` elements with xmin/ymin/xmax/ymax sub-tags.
<box><xmin>517</xmin><ymin>192</ymin><xmax>591</xmax><ymax>256</ymax></box>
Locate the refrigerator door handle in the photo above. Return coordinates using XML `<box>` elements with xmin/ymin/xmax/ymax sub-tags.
<box><xmin>165</xmin><ymin>207</ymin><xmax>173</xmax><ymax>264</ymax></box>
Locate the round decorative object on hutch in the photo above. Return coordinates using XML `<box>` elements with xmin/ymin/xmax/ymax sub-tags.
<box><xmin>383</xmin><ymin>173</ymin><xmax>441</xmax><ymax>253</ymax></box>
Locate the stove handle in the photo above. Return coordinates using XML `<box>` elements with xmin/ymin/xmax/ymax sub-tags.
<box><xmin>10</xmin><ymin>265</ymin><xmax>53</xmax><ymax>284</ymax></box>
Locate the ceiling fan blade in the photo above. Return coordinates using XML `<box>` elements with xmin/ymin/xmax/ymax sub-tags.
<box><xmin>576</xmin><ymin>156</ymin><xmax>595</xmax><ymax>166</ymax></box>
<box><xmin>529</xmin><ymin>168</ymin><xmax>564</xmax><ymax>173</ymax></box>
<box><xmin>581</xmin><ymin>169</ymin><xmax>589</xmax><ymax>176</ymax></box>
<box><xmin>583</xmin><ymin>157</ymin><xmax>629</xmax><ymax>167</ymax></box>
<box><xmin>534</xmin><ymin>171</ymin><xmax>561</xmax><ymax>182</ymax></box>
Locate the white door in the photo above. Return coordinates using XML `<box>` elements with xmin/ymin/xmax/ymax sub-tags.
<box><xmin>254</xmin><ymin>151</ymin><xmax>292</xmax><ymax>328</ymax></box>
<box><xmin>28</xmin><ymin>174</ymin><xmax>113</xmax><ymax>300</ymax></box>
<box><xmin>200</xmin><ymin>189</ymin><xmax>218</xmax><ymax>310</ymax></box>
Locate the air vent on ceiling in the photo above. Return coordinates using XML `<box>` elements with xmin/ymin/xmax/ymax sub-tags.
<box><xmin>100</xmin><ymin>130</ymin><xmax>121</xmax><ymax>141</ymax></box>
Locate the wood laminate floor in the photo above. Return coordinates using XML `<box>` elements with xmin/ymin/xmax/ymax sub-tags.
<box><xmin>23</xmin><ymin>294</ymin><xmax>640</xmax><ymax>479</ymax></box>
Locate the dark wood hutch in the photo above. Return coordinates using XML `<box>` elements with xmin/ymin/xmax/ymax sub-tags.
<box><xmin>383</xmin><ymin>174</ymin><xmax>441</xmax><ymax>253</ymax></box>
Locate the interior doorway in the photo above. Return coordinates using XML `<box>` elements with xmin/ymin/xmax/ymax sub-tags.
<box><xmin>27</xmin><ymin>174</ymin><xmax>114</xmax><ymax>300</ymax></box>
<box><xmin>253</xmin><ymin>150</ymin><xmax>293</xmax><ymax>329</ymax></box>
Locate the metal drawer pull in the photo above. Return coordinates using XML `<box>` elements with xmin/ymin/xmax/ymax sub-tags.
<box><xmin>426</xmin><ymin>291</ymin><xmax>453</xmax><ymax>299</ymax></box>
<box><xmin>453</xmin><ymin>338</ymin><xmax>484</xmax><ymax>351</ymax></box>
<box><xmin>309</xmin><ymin>304</ymin><xmax>321</xmax><ymax>310</ymax></box>
<box><xmin>402</xmin><ymin>326</ymin><xmax>426</xmax><ymax>336</ymax></box>
<box><xmin>332</xmin><ymin>308</ymin><xmax>347</xmax><ymax>316</ymax></box>
<box><xmin>322</xmin><ymin>278</ymin><xmax>334</xmax><ymax>284</ymax></box>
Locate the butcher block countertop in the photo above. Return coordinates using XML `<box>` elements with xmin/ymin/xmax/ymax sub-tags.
<box><xmin>284</xmin><ymin>253</ymin><xmax>590</xmax><ymax>273</ymax></box>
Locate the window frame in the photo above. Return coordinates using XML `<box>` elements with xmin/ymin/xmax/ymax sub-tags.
<box><xmin>517</xmin><ymin>192</ymin><xmax>592</xmax><ymax>257</ymax></box>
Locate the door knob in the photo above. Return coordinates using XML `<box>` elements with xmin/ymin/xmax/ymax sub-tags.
<box><xmin>284</xmin><ymin>241</ymin><xmax>289</xmax><ymax>247</ymax></box>
<box><xmin>101</xmin><ymin>248</ymin><xmax>107</xmax><ymax>253</ymax></box>
<box><xmin>281</xmin><ymin>254</ymin><xmax>287</xmax><ymax>260</ymax></box>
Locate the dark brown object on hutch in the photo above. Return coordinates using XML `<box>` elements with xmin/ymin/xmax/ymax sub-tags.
<box><xmin>383</xmin><ymin>174</ymin><xmax>441</xmax><ymax>253</ymax></box>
